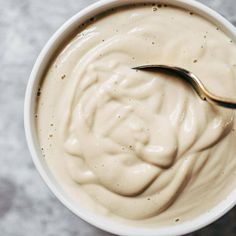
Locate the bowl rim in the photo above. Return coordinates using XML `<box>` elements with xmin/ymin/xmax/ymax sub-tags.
<box><xmin>24</xmin><ymin>0</ymin><xmax>236</xmax><ymax>235</ymax></box>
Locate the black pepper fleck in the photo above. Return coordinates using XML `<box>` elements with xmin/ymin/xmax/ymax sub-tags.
<box><xmin>61</xmin><ymin>74</ymin><xmax>66</xmax><ymax>80</ymax></box>
<box><xmin>152</xmin><ymin>7</ymin><xmax>158</xmax><ymax>11</ymax></box>
<box><xmin>193</xmin><ymin>59</ymin><xmax>198</xmax><ymax>63</ymax></box>
<box><xmin>189</xmin><ymin>12</ymin><xmax>194</xmax><ymax>15</ymax></box>
<box><xmin>37</xmin><ymin>88</ymin><xmax>41</xmax><ymax>97</ymax></box>
<box><xmin>175</xmin><ymin>218</ymin><xmax>180</xmax><ymax>222</ymax></box>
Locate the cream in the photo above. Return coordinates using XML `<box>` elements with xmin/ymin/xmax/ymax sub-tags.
<box><xmin>36</xmin><ymin>4</ymin><xmax>236</xmax><ymax>225</ymax></box>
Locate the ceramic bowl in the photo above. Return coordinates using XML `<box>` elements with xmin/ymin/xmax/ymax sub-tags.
<box><xmin>24</xmin><ymin>0</ymin><xmax>236</xmax><ymax>235</ymax></box>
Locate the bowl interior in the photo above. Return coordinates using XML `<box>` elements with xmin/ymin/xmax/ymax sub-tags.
<box><xmin>24</xmin><ymin>0</ymin><xmax>236</xmax><ymax>235</ymax></box>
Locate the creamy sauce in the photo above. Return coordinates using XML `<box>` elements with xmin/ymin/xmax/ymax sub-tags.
<box><xmin>36</xmin><ymin>4</ymin><xmax>236</xmax><ymax>225</ymax></box>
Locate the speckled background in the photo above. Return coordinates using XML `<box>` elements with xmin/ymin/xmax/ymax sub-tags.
<box><xmin>0</xmin><ymin>0</ymin><xmax>235</xmax><ymax>235</ymax></box>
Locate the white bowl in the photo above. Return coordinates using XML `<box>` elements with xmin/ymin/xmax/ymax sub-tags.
<box><xmin>24</xmin><ymin>0</ymin><xmax>236</xmax><ymax>235</ymax></box>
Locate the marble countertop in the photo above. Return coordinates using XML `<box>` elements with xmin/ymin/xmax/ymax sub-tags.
<box><xmin>0</xmin><ymin>0</ymin><xmax>235</xmax><ymax>235</ymax></box>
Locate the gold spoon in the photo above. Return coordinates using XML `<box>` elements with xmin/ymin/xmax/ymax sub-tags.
<box><xmin>133</xmin><ymin>65</ymin><xmax>236</xmax><ymax>109</ymax></box>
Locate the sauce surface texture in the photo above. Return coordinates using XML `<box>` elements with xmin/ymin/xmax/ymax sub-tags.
<box><xmin>36</xmin><ymin>4</ymin><xmax>236</xmax><ymax>225</ymax></box>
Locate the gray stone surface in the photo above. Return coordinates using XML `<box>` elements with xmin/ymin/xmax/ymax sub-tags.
<box><xmin>0</xmin><ymin>0</ymin><xmax>235</xmax><ymax>235</ymax></box>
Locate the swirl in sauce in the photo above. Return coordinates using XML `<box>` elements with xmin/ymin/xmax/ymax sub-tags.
<box><xmin>37</xmin><ymin>4</ymin><xmax>236</xmax><ymax>224</ymax></box>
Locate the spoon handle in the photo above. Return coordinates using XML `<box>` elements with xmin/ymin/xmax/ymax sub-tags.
<box><xmin>133</xmin><ymin>65</ymin><xmax>236</xmax><ymax>109</ymax></box>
